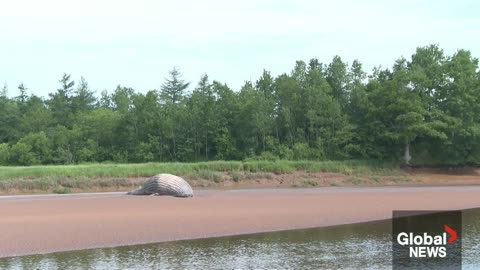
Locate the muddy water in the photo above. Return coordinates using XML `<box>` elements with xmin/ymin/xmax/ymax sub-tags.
<box><xmin>1</xmin><ymin>208</ymin><xmax>480</xmax><ymax>270</ymax></box>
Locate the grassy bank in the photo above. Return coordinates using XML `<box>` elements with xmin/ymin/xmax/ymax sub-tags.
<box><xmin>0</xmin><ymin>160</ymin><xmax>403</xmax><ymax>194</ymax></box>
<box><xmin>0</xmin><ymin>160</ymin><xmax>398</xmax><ymax>179</ymax></box>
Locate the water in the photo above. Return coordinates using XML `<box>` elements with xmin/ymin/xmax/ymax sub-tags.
<box><xmin>1</xmin><ymin>208</ymin><xmax>480</xmax><ymax>270</ymax></box>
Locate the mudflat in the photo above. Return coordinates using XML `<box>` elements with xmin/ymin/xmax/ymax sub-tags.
<box><xmin>1</xmin><ymin>186</ymin><xmax>480</xmax><ymax>258</ymax></box>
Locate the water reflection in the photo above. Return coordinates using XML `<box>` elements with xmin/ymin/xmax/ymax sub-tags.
<box><xmin>2</xmin><ymin>209</ymin><xmax>480</xmax><ymax>269</ymax></box>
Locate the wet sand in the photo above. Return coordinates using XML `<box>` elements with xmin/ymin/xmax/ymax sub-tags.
<box><xmin>1</xmin><ymin>186</ymin><xmax>480</xmax><ymax>258</ymax></box>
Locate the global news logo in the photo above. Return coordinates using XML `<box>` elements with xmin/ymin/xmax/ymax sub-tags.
<box><xmin>396</xmin><ymin>225</ymin><xmax>457</xmax><ymax>258</ymax></box>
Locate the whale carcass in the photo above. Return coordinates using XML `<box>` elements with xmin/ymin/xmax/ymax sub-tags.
<box><xmin>127</xmin><ymin>174</ymin><xmax>193</xmax><ymax>197</ymax></box>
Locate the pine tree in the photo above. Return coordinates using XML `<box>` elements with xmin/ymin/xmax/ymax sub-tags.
<box><xmin>160</xmin><ymin>67</ymin><xmax>190</xmax><ymax>104</ymax></box>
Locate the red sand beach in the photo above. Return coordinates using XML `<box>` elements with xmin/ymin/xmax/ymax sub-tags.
<box><xmin>1</xmin><ymin>186</ymin><xmax>480</xmax><ymax>258</ymax></box>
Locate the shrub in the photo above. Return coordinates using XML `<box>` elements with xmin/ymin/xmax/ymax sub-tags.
<box><xmin>231</xmin><ymin>171</ymin><xmax>243</xmax><ymax>182</ymax></box>
<box><xmin>303</xmin><ymin>180</ymin><xmax>318</xmax><ymax>187</ymax></box>
<box><xmin>9</xmin><ymin>142</ymin><xmax>37</xmax><ymax>165</ymax></box>
<box><xmin>345</xmin><ymin>177</ymin><xmax>363</xmax><ymax>185</ymax></box>
<box><xmin>52</xmin><ymin>186</ymin><xmax>71</xmax><ymax>194</ymax></box>
<box><xmin>257</xmin><ymin>152</ymin><xmax>279</xmax><ymax>161</ymax></box>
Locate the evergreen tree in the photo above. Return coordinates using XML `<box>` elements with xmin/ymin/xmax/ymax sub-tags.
<box><xmin>1</xmin><ymin>82</ymin><xmax>8</xmax><ymax>97</ymax></box>
<box><xmin>72</xmin><ymin>77</ymin><xmax>96</xmax><ymax>113</ymax></box>
<box><xmin>48</xmin><ymin>73</ymin><xmax>75</xmax><ymax>126</ymax></box>
<box><xmin>17</xmin><ymin>82</ymin><xmax>28</xmax><ymax>111</ymax></box>
<box><xmin>160</xmin><ymin>67</ymin><xmax>190</xmax><ymax>104</ymax></box>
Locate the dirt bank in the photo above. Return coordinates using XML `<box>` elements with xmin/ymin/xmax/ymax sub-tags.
<box><xmin>1</xmin><ymin>186</ymin><xmax>480</xmax><ymax>258</ymax></box>
<box><xmin>3</xmin><ymin>167</ymin><xmax>480</xmax><ymax>195</ymax></box>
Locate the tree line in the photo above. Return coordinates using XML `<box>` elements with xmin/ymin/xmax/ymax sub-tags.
<box><xmin>0</xmin><ymin>44</ymin><xmax>479</xmax><ymax>166</ymax></box>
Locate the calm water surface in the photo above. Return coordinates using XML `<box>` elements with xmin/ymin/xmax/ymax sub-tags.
<box><xmin>1</xmin><ymin>208</ymin><xmax>480</xmax><ymax>270</ymax></box>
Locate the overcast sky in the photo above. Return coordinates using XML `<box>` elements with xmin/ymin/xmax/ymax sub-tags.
<box><xmin>1</xmin><ymin>0</ymin><xmax>479</xmax><ymax>98</ymax></box>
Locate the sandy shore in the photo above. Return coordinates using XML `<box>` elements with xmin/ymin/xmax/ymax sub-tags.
<box><xmin>1</xmin><ymin>186</ymin><xmax>480</xmax><ymax>258</ymax></box>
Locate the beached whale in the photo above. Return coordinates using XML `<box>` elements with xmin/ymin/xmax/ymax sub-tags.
<box><xmin>127</xmin><ymin>174</ymin><xmax>193</xmax><ymax>197</ymax></box>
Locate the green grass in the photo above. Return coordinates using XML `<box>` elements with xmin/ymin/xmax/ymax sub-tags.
<box><xmin>0</xmin><ymin>177</ymin><xmax>133</xmax><ymax>192</ymax></box>
<box><xmin>187</xmin><ymin>169</ymin><xmax>224</xmax><ymax>183</ymax></box>
<box><xmin>229</xmin><ymin>171</ymin><xmax>274</xmax><ymax>182</ymax></box>
<box><xmin>0</xmin><ymin>160</ymin><xmax>399</xmax><ymax>180</ymax></box>
<box><xmin>0</xmin><ymin>160</ymin><xmax>401</xmax><ymax>193</ymax></box>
